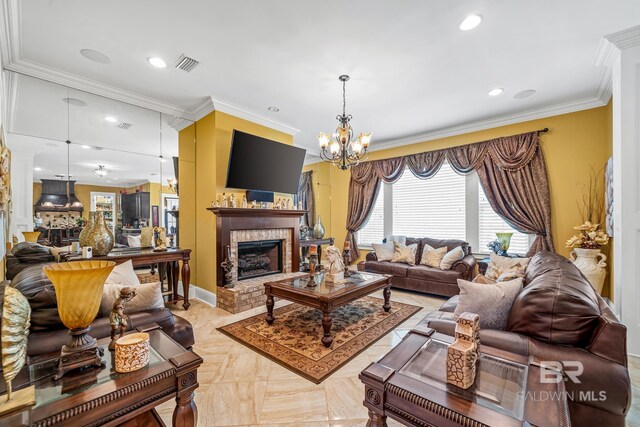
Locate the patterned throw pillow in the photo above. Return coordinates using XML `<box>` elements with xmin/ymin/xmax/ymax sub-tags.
<box><xmin>440</xmin><ymin>246</ymin><xmax>465</xmax><ymax>270</ymax></box>
<box><xmin>420</xmin><ymin>245</ymin><xmax>447</xmax><ymax>268</ymax></box>
<box><xmin>372</xmin><ymin>241</ymin><xmax>395</xmax><ymax>261</ymax></box>
<box><xmin>391</xmin><ymin>242</ymin><xmax>418</xmax><ymax>265</ymax></box>
<box><xmin>485</xmin><ymin>254</ymin><xmax>531</xmax><ymax>281</ymax></box>
<box><xmin>454</xmin><ymin>277</ymin><xmax>523</xmax><ymax>330</ymax></box>
<box><xmin>472</xmin><ymin>274</ymin><xmax>497</xmax><ymax>284</ymax></box>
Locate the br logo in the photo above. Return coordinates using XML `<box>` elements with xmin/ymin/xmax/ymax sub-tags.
<box><xmin>540</xmin><ymin>361</ymin><xmax>583</xmax><ymax>384</ymax></box>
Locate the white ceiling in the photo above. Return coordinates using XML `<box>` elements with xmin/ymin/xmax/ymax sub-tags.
<box><xmin>2</xmin><ymin>0</ymin><xmax>640</xmax><ymax>155</ymax></box>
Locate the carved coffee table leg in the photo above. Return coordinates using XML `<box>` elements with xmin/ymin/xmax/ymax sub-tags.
<box><xmin>321</xmin><ymin>310</ymin><xmax>333</xmax><ymax>347</ymax></box>
<box><xmin>266</xmin><ymin>293</ymin><xmax>275</xmax><ymax>325</ymax></box>
<box><xmin>383</xmin><ymin>286</ymin><xmax>391</xmax><ymax>312</ymax></box>
<box><xmin>181</xmin><ymin>258</ymin><xmax>191</xmax><ymax>310</ymax></box>
<box><xmin>173</xmin><ymin>393</ymin><xmax>197</xmax><ymax>427</ymax></box>
<box><xmin>366</xmin><ymin>410</ymin><xmax>387</xmax><ymax>427</ymax></box>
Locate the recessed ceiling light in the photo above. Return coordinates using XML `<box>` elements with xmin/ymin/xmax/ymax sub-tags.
<box><xmin>104</xmin><ymin>116</ymin><xmax>118</xmax><ymax>123</ymax></box>
<box><xmin>80</xmin><ymin>48</ymin><xmax>111</xmax><ymax>64</ymax></box>
<box><xmin>514</xmin><ymin>89</ymin><xmax>537</xmax><ymax>99</ymax></box>
<box><xmin>81</xmin><ymin>144</ymin><xmax>92</xmax><ymax>149</ymax></box>
<box><xmin>488</xmin><ymin>88</ymin><xmax>504</xmax><ymax>97</ymax></box>
<box><xmin>62</xmin><ymin>97</ymin><xmax>87</xmax><ymax>107</ymax></box>
<box><xmin>267</xmin><ymin>106</ymin><xmax>280</xmax><ymax>112</ymax></box>
<box><xmin>34</xmin><ymin>167</ymin><xmax>42</xmax><ymax>171</ymax></box>
<box><xmin>159</xmin><ymin>156</ymin><xmax>167</xmax><ymax>163</ymax></box>
<box><xmin>459</xmin><ymin>15</ymin><xmax>483</xmax><ymax>31</ymax></box>
<box><xmin>147</xmin><ymin>57</ymin><xmax>167</xmax><ymax>68</ymax></box>
<box><xmin>150</xmin><ymin>172</ymin><xmax>158</xmax><ymax>176</ymax></box>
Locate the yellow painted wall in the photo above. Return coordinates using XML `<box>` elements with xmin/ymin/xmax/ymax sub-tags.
<box><xmin>309</xmin><ymin>105</ymin><xmax>614</xmax><ymax>295</ymax></box>
<box><xmin>179</xmin><ymin>123</ymin><xmax>197</xmax><ymax>284</ymax></box>
<box><xmin>179</xmin><ymin>111</ymin><xmax>294</xmax><ymax>293</ymax></box>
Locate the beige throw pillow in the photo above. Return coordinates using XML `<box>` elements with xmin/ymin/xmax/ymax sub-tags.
<box><xmin>472</xmin><ymin>274</ymin><xmax>497</xmax><ymax>284</ymax></box>
<box><xmin>100</xmin><ymin>281</ymin><xmax>164</xmax><ymax>317</ymax></box>
<box><xmin>420</xmin><ymin>245</ymin><xmax>447</xmax><ymax>268</ymax></box>
<box><xmin>127</xmin><ymin>234</ymin><xmax>142</xmax><ymax>248</ymax></box>
<box><xmin>372</xmin><ymin>241</ymin><xmax>395</xmax><ymax>261</ymax></box>
<box><xmin>454</xmin><ymin>277</ymin><xmax>523</xmax><ymax>330</ymax></box>
<box><xmin>105</xmin><ymin>260</ymin><xmax>141</xmax><ymax>287</ymax></box>
<box><xmin>391</xmin><ymin>242</ymin><xmax>418</xmax><ymax>265</ymax></box>
<box><xmin>440</xmin><ymin>246</ymin><xmax>465</xmax><ymax>270</ymax></box>
<box><xmin>485</xmin><ymin>254</ymin><xmax>531</xmax><ymax>281</ymax></box>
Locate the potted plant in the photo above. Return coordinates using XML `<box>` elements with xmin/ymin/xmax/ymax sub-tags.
<box><xmin>566</xmin><ymin>168</ymin><xmax>610</xmax><ymax>294</ymax></box>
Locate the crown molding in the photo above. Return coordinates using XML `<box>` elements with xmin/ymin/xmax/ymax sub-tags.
<box><xmin>190</xmin><ymin>96</ymin><xmax>215</xmax><ymax>122</ymax></box>
<box><xmin>211</xmin><ymin>97</ymin><xmax>300</xmax><ymax>136</ymax></box>
<box><xmin>367</xmin><ymin>95</ymin><xmax>608</xmax><ymax>154</ymax></box>
<box><xmin>605</xmin><ymin>25</ymin><xmax>640</xmax><ymax>50</ymax></box>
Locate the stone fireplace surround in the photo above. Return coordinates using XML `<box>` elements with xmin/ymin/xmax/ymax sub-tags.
<box><xmin>208</xmin><ymin>207</ymin><xmax>305</xmax><ymax>313</ymax></box>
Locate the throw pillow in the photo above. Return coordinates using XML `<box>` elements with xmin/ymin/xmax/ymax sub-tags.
<box><xmin>49</xmin><ymin>245</ymin><xmax>72</xmax><ymax>262</ymax></box>
<box><xmin>485</xmin><ymin>254</ymin><xmax>531</xmax><ymax>281</ymax></box>
<box><xmin>440</xmin><ymin>246</ymin><xmax>465</xmax><ymax>270</ymax></box>
<box><xmin>99</xmin><ymin>281</ymin><xmax>164</xmax><ymax>317</ymax></box>
<box><xmin>11</xmin><ymin>242</ymin><xmax>54</xmax><ymax>263</ymax></box>
<box><xmin>391</xmin><ymin>242</ymin><xmax>418</xmax><ymax>265</ymax></box>
<box><xmin>105</xmin><ymin>260</ymin><xmax>141</xmax><ymax>287</ymax></box>
<box><xmin>372</xmin><ymin>241</ymin><xmax>395</xmax><ymax>261</ymax></box>
<box><xmin>454</xmin><ymin>277</ymin><xmax>523</xmax><ymax>330</ymax></box>
<box><xmin>127</xmin><ymin>234</ymin><xmax>142</xmax><ymax>248</ymax></box>
<box><xmin>472</xmin><ymin>274</ymin><xmax>497</xmax><ymax>284</ymax></box>
<box><xmin>420</xmin><ymin>245</ymin><xmax>447</xmax><ymax>268</ymax></box>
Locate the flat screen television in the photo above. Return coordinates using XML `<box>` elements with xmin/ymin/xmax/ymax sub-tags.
<box><xmin>226</xmin><ymin>130</ymin><xmax>306</xmax><ymax>194</ymax></box>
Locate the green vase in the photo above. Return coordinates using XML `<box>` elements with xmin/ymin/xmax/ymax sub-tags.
<box><xmin>313</xmin><ymin>216</ymin><xmax>325</xmax><ymax>239</ymax></box>
<box><xmin>495</xmin><ymin>232</ymin><xmax>513</xmax><ymax>254</ymax></box>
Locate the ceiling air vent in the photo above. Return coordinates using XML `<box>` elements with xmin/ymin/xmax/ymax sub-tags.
<box><xmin>175</xmin><ymin>54</ymin><xmax>200</xmax><ymax>72</ymax></box>
<box><xmin>116</xmin><ymin>122</ymin><xmax>133</xmax><ymax>130</ymax></box>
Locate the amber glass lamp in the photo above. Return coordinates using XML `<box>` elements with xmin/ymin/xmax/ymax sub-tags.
<box><xmin>44</xmin><ymin>261</ymin><xmax>116</xmax><ymax>379</ymax></box>
<box><xmin>21</xmin><ymin>231</ymin><xmax>40</xmax><ymax>243</ymax></box>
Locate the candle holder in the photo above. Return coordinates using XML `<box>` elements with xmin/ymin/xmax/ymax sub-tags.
<box><xmin>308</xmin><ymin>254</ymin><xmax>319</xmax><ymax>287</ymax></box>
<box><xmin>342</xmin><ymin>248</ymin><xmax>352</xmax><ymax>277</ymax></box>
<box><xmin>221</xmin><ymin>245</ymin><xmax>235</xmax><ymax>288</ymax></box>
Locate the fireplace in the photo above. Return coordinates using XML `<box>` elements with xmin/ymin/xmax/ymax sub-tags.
<box><xmin>237</xmin><ymin>239</ymin><xmax>283</xmax><ymax>280</ymax></box>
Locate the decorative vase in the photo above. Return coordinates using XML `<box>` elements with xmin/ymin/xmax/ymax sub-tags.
<box><xmin>495</xmin><ymin>232</ymin><xmax>513</xmax><ymax>254</ymax></box>
<box><xmin>21</xmin><ymin>231</ymin><xmax>40</xmax><ymax>243</ymax></box>
<box><xmin>79</xmin><ymin>212</ymin><xmax>96</xmax><ymax>248</ymax></box>
<box><xmin>81</xmin><ymin>212</ymin><xmax>114</xmax><ymax>256</ymax></box>
<box><xmin>43</xmin><ymin>261</ymin><xmax>116</xmax><ymax>379</ymax></box>
<box><xmin>313</xmin><ymin>216</ymin><xmax>325</xmax><ymax>239</ymax></box>
<box><xmin>115</xmin><ymin>332</ymin><xmax>150</xmax><ymax>373</ymax></box>
<box><xmin>570</xmin><ymin>247</ymin><xmax>607</xmax><ymax>294</ymax></box>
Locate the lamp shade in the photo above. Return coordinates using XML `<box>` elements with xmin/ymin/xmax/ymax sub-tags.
<box><xmin>44</xmin><ymin>261</ymin><xmax>115</xmax><ymax>330</ymax></box>
<box><xmin>21</xmin><ymin>231</ymin><xmax>40</xmax><ymax>243</ymax></box>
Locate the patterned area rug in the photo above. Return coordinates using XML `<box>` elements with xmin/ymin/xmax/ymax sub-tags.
<box><xmin>218</xmin><ymin>296</ymin><xmax>422</xmax><ymax>383</ymax></box>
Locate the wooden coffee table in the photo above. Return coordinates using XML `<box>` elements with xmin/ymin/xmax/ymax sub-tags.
<box><xmin>0</xmin><ymin>326</ymin><xmax>202</xmax><ymax>427</ymax></box>
<box><xmin>264</xmin><ymin>271</ymin><xmax>391</xmax><ymax>347</ymax></box>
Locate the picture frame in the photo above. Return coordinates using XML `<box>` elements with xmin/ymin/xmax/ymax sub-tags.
<box><xmin>152</xmin><ymin>205</ymin><xmax>159</xmax><ymax>227</ymax></box>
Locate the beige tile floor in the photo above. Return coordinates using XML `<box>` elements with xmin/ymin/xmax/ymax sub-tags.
<box><xmin>157</xmin><ymin>290</ymin><xmax>640</xmax><ymax>427</ymax></box>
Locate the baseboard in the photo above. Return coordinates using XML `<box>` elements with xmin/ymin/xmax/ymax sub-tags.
<box><xmin>176</xmin><ymin>282</ymin><xmax>216</xmax><ymax>307</ymax></box>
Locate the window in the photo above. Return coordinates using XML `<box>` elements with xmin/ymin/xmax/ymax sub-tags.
<box><xmin>478</xmin><ymin>183</ymin><xmax>530</xmax><ymax>255</ymax></box>
<box><xmin>356</xmin><ymin>186</ymin><xmax>384</xmax><ymax>246</ymax></box>
<box><xmin>393</xmin><ymin>162</ymin><xmax>466</xmax><ymax>240</ymax></box>
<box><xmin>357</xmin><ymin>165</ymin><xmax>531</xmax><ymax>254</ymax></box>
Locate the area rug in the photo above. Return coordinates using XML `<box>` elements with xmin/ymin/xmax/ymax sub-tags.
<box><xmin>217</xmin><ymin>296</ymin><xmax>422</xmax><ymax>383</ymax></box>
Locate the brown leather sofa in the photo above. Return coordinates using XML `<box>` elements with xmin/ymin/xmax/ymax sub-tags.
<box><xmin>5</xmin><ymin>242</ymin><xmax>55</xmax><ymax>280</ymax></box>
<box><xmin>1</xmin><ymin>264</ymin><xmax>195</xmax><ymax>357</ymax></box>
<box><xmin>418</xmin><ymin>251</ymin><xmax>631</xmax><ymax>427</ymax></box>
<box><xmin>358</xmin><ymin>237</ymin><xmax>476</xmax><ymax>297</ymax></box>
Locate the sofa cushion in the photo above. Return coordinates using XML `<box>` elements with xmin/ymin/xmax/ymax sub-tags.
<box><xmin>11</xmin><ymin>242</ymin><xmax>54</xmax><ymax>264</ymax></box>
<box><xmin>372</xmin><ymin>241</ymin><xmax>394</xmax><ymax>261</ymax></box>
<box><xmin>406</xmin><ymin>265</ymin><xmax>462</xmax><ymax>283</ymax></box>
<box><xmin>439</xmin><ymin>295</ymin><xmax>460</xmax><ymax>312</ymax></box>
<box><xmin>508</xmin><ymin>252</ymin><xmax>601</xmax><ymax>347</ymax></box>
<box><xmin>365</xmin><ymin>260</ymin><xmax>409</xmax><ymax>277</ymax></box>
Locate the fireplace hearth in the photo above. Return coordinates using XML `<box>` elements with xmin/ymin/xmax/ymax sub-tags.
<box><xmin>238</xmin><ymin>239</ymin><xmax>283</xmax><ymax>280</ymax></box>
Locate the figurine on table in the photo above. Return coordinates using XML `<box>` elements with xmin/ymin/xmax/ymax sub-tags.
<box><xmin>109</xmin><ymin>287</ymin><xmax>137</xmax><ymax>350</ymax></box>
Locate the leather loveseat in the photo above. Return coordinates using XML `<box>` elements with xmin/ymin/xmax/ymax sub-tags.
<box><xmin>0</xmin><ymin>265</ymin><xmax>195</xmax><ymax>357</ymax></box>
<box><xmin>5</xmin><ymin>242</ymin><xmax>55</xmax><ymax>280</ymax></box>
<box><xmin>418</xmin><ymin>251</ymin><xmax>631</xmax><ymax>427</ymax></box>
<box><xmin>358</xmin><ymin>237</ymin><xmax>476</xmax><ymax>297</ymax></box>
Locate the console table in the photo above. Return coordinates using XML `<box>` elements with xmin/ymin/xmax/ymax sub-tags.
<box><xmin>0</xmin><ymin>327</ymin><xmax>202</xmax><ymax>427</ymax></box>
<box><xmin>62</xmin><ymin>247</ymin><xmax>192</xmax><ymax>310</ymax></box>
<box><xmin>299</xmin><ymin>237</ymin><xmax>335</xmax><ymax>267</ymax></box>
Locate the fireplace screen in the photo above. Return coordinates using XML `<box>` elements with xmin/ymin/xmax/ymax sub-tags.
<box><xmin>237</xmin><ymin>240</ymin><xmax>283</xmax><ymax>280</ymax></box>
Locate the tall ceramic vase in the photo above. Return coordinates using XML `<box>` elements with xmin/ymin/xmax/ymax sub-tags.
<box><xmin>313</xmin><ymin>215</ymin><xmax>325</xmax><ymax>239</ymax></box>
<box><xmin>570</xmin><ymin>248</ymin><xmax>607</xmax><ymax>295</ymax></box>
<box><xmin>80</xmin><ymin>212</ymin><xmax>114</xmax><ymax>256</ymax></box>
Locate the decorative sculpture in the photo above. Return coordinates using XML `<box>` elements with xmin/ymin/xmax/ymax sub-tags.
<box><xmin>108</xmin><ymin>287</ymin><xmax>137</xmax><ymax>350</ymax></box>
<box><xmin>342</xmin><ymin>241</ymin><xmax>352</xmax><ymax>278</ymax></box>
<box><xmin>242</xmin><ymin>195</ymin><xmax>248</xmax><ymax>208</ymax></box>
<box><xmin>251</xmin><ymin>200</ymin><xmax>257</xmax><ymax>209</ymax></box>
<box><xmin>0</xmin><ymin>287</ymin><xmax>35</xmax><ymax>415</ymax></box>
<box><xmin>286</xmin><ymin>199</ymin><xmax>293</xmax><ymax>210</ymax></box>
<box><xmin>446</xmin><ymin>312</ymin><xmax>480</xmax><ymax>389</ymax></box>
<box><xmin>221</xmin><ymin>245</ymin><xmax>235</xmax><ymax>288</ymax></box>
<box><xmin>324</xmin><ymin>244</ymin><xmax>345</xmax><ymax>282</ymax></box>
<box><xmin>230</xmin><ymin>194</ymin><xmax>237</xmax><ymax>208</ymax></box>
<box><xmin>221</xmin><ymin>193</ymin><xmax>228</xmax><ymax>208</ymax></box>
<box><xmin>153</xmin><ymin>226</ymin><xmax>168</xmax><ymax>251</ymax></box>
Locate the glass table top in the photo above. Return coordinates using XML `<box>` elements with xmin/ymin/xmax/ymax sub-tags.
<box><xmin>274</xmin><ymin>272</ymin><xmax>383</xmax><ymax>294</ymax></box>
<box><xmin>399</xmin><ymin>339</ymin><xmax>528</xmax><ymax>421</ymax></box>
<box><xmin>28</xmin><ymin>344</ymin><xmax>165</xmax><ymax>408</ymax></box>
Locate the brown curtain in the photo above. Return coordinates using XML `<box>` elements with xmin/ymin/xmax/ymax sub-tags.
<box><xmin>345</xmin><ymin>130</ymin><xmax>554</xmax><ymax>258</ymax></box>
<box><xmin>298</xmin><ymin>171</ymin><xmax>315</xmax><ymax>227</ymax></box>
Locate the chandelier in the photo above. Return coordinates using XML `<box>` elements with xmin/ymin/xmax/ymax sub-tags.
<box><xmin>94</xmin><ymin>165</ymin><xmax>108</xmax><ymax>178</ymax></box>
<box><xmin>317</xmin><ymin>75</ymin><xmax>372</xmax><ymax>170</ymax></box>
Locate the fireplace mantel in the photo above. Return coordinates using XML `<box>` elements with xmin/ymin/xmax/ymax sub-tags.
<box><xmin>208</xmin><ymin>207</ymin><xmax>305</xmax><ymax>287</ymax></box>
